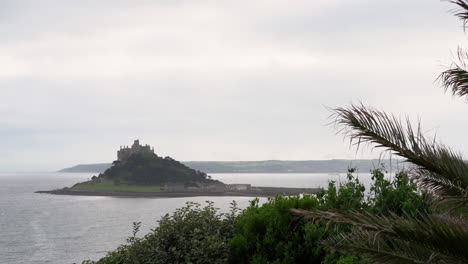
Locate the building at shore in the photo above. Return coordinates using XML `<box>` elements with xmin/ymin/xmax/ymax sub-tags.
<box><xmin>117</xmin><ymin>139</ymin><xmax>154</xmax><ymax>161</ymax></box>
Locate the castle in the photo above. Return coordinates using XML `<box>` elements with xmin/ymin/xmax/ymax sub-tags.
<box><xmin>117</xmin><ymin>139</ymin><xmax>155</xmax><ymax>161</ymax></box>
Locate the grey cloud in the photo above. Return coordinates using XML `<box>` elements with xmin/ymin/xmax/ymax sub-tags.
<box><xmin>0</xmin><ymin>0</ymin><xmax>466</xmax><ymax>171</ymax></box>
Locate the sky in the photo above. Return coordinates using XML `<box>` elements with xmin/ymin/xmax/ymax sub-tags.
<box><xmin>1</xmin><ymin>0</ymin><xmax>467</xmax><ymax>171</ymax></box>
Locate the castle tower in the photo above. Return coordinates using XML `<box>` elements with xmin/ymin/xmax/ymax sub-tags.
<box><xmin>117</xmin><ymin>139</ymin><xmax>155</xmax><ymax>162</ymax></box>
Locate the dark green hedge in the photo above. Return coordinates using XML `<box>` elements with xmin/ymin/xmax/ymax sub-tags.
<box><xmin>84</xmin><ymin>169</ymin><xmax>430</xmax><ymax>264</ymax></box>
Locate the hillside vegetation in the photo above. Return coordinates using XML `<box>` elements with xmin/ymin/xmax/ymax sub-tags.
<box><xmin>70</xmin><ymin>153</ymin><xmax>220</xmax><ymax>192</ymax></box>
<box><xmin>98</xmin><ymin>153</ymin><xmax>214</xmax><ymax>185</ymax></box>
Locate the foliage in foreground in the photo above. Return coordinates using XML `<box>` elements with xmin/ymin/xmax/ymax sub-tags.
<box><xmin>293</xmin><ymin>105</ymin><xmax>468</xmax><ymax>264</ymax></box>
<box><xmin>84</xmin><ymin>169</ymin><xmax>430</xmax><ymax>264</ymax></box>
<box><xmin>292</xmin><ymin>2</ymin><xmax>468</xmax><ymax>263</ymax></box>
<box><xmin>231</xmin><ymin>169</ymin><xmax>430</xmax><ymax>264</ymax></box>
<box><xmin>84</xmin><ymin>201</ymin><xmax>239</xmax><ymax>264</ymax></box>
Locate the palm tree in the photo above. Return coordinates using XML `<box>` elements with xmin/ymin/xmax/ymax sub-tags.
<box><xmin>439</xmin><ymin>1</ymin><xmax>468</xmax><ymax>98</ymax></box>
<box><xmin>292</xmin><ymin>1</ymin><xmax>468</xmax><ymax>263</ymax></box>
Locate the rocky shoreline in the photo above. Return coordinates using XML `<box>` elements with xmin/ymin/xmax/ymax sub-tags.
<box><xmin>35</xmin><ymin>186</ymin><xmax>321</xmax><ymax>198</ymax></box>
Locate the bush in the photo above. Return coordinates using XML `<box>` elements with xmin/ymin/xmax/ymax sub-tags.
<box><xmin>229</xmin><ymin>169</ymin><xmax>431</xmax><ymax>264</ymax></box>
<box><xmin>229</xmin><ymin>195</ymin><xmax>327</xmax><ymax>264</ymax></box>
<box><xmin>367</xmin><ymin>170</ymin><xmax>430</xmax><ymax>215</ymax></box>
<box><xmin>84</xmin><ymin>201</ymin><xmax>239</xmax><ymax>264</ymax></box>
<box><xmin>84</xmin><ymin>169</ymin><xmax>430</xmax><ymax>264</ymax></box>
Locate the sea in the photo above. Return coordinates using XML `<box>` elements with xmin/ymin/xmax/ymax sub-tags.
<box><xmin>0</xmin><ymin>172</ymin><xmax>375</xmax><ymax>264</ymax></box>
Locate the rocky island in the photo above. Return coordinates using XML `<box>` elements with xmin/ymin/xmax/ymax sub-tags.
<box><xmin>37</xmin><ymin>140</ymin><xmax>320</xmax><ymax>197</ymax></box>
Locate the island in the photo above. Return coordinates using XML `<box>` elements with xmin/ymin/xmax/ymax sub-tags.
<box><xmin>38</xmin><ymin>140</ymin><xmax>320</xmax><ymax>197</ymax></box>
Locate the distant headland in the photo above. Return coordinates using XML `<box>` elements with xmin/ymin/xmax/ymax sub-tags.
<box><xmin>59</xmin><ymin>159</ymin><xmax>409</xmax><ymax>174</ymax></box>
<box><xmin>40</xmin><ymin>140</ymin><xmax>320</xmax><ymax>197</ymax></box>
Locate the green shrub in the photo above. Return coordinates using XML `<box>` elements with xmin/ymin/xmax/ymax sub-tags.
<box><xmin>229</xmin><ymin>169</ymin><xmax>430</xmax><ymax>264</ymax></box>
<box><xmin>367</xmin><ymin>170</ymin><xmax>430</xmax><ymax>215</ymax></box>
<box><xmin>84</xmin><ymin>169</ymin><xmax>430</xmax><ymax>264</ymax></box>
<box><xmin>84</xmin><ymin>201</ymin><xmax>239</xmax><ymax>264</ymax></box>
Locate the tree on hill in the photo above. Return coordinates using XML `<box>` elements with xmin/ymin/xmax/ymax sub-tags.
<box><xmin>293</xmin><ymin>1</ymin><xmax>468</xmax><ymax>263</ymax></box>
<box><xmin>99</xmin><ymin>152</ymin><xmax>214</xmax><ymax>185</ymax></box>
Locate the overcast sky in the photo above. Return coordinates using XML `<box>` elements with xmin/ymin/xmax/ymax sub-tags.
<box><xmin>1</xmin><ymin>0</ymin><xmax>467</xmax><ymax>171</ymax></box>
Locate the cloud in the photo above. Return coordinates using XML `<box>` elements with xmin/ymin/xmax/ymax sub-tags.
<box><xmin>0</xmin><ymin>0</ymin><xmax>466</xmax><ymax>170</ymax></box>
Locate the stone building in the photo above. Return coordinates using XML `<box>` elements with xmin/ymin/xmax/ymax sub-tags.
<box><xmin>117</xmin><ymin>139</ymin><xmax>155</xmax><ymax>161</ymax></box>
<box><xmin>227</xmin><ymin>184</ymin><xmax>251</xmax><ymax>191</ymax></box>
<box><xmin>164</xmin><ymin>181</ymin><xmax>227</xmax><ymax>192</ymax></box>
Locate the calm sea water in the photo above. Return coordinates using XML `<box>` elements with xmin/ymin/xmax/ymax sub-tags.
<box><xmin>0</xmin><ymin>172</ymin><xmax>374</xmax><ymax>264</ymax></box>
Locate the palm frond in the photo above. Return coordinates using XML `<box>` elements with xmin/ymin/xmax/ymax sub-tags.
<box><xmin>325</xmin><ymin>230</ymin><xmax>459</xmax><ymax>264</ymax></box>
<box><xmin>291</xmin><ymin>209</ymin><xmax>468</xmax><ymax>263</ymax></box>
<box><xmin>448</xmin><ymin>0</ymin><xmax>468</xmax><ymax>29</ymax></box>
<box><xmin>332</xmin><ymin>104</ymin><xmax>468</xmax><ymax>210</ymax></box>
<box><xmin>438</xmin><ymin>48</ymin><xmax>468</xmax><ymax>99</ymax></box>
<box><xmin>439</xmin><ymin>1</ymin><xmax>468</xmax><ymax>98</ymax></box>
<box><xmin>412</xmin><ymin>170</ymin><xmax>468</xmax><ymax>214</ymax></box>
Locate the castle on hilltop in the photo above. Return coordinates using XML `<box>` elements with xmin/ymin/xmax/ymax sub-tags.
<box><xmin>117</xmin><ymin>139</ymin><xmax>154</xmax><ymax>161</ymax></box>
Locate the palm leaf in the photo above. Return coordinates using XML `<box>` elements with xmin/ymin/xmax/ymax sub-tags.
<box><xmin>449</xmin><ymin>1</ymin><xmax>468</xmax><ymax>29</ymax></box>
<box><xmin>291</xmin><ymin>209</ymin><xmax>468</xmax><ymax>263</ymax></box>
<box><xmin>439</xmin><ymin>1</ymin><xmax>468</xmax><ymax>98</ymax></box>
<box><xmin>325</xmin><ymin>230</ymin><xmax>460</xmax><ymax>264</ymax></box>
<box><xmin>412</xmin><ymin>170</ymin><xmax>468</xmax><ymax>213</ymax></box>
<box><xmin>438</xmin><ymin>48</ymin><xmax>468</xmax><ymax>99</ymax></box>
<box><xmin>332</xmin><ymin>104</ymin><xmax>468</xmax><ymax>211</ymax></box>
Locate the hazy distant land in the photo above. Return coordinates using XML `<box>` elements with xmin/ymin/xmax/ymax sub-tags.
<box><xmin>59</xmin><ymin>163</ymin><xmax>112</xmax><ymax>173</ymax></box>
<box><xmin>45</xmin><ymin>143</ymin><xmax>323</xmax><ymax>198</ymax></box>
<box><xmin>59</xmin><ymin>159</ymin><xmax>409</xmax><ymax>174</ymax></box>
<box><xmin>49</xmin><ymin>141</ymin><xmax>405</xmax><ymax>198</ymax></box>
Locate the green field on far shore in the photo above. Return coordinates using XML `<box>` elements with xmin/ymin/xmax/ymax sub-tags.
<box><xmin>74</xmin><ymin>180</ymin><xmax>162</xmax><ymax>192</ymax></box>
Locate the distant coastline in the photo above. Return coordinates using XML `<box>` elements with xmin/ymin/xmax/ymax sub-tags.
<box><xmin>58</xmin><ymin>159</ymin><xmax>409</xmax><ymax>174</ymax></box>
